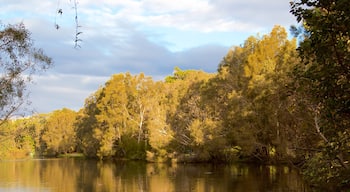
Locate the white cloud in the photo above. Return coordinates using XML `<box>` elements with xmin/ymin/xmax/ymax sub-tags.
<box><xmin>210</xmin><ymin>0</ymin><xmax>296</xmax><ymax>29</ymax></box>
<box><xmin>29</xmin><ymin>74</ymin><xmax>109</xmax><ymax>113</ymax></box>
<box><xmin>1</xmin><ymin>0</ymin><xmax>296</xmax><ymax>113</ymax></box>
<box><xmin>71</xmin><ymin>0</ymin><xmax>266</xmax><ymax>36</ymax></box>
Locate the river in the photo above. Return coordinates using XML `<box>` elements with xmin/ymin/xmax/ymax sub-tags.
<box><xmin>0</xmin><ymin>158</ymin><xmax>309</xmax><ymax>192</ymax></box>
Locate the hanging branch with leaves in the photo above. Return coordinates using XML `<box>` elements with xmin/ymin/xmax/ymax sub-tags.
<box><xmin>72</xmin><ymin>0</ymin><xmax>82</xmax><ymax>48</ymax></box>
<box><xmin>54</xmin><ymin>0</ymin><xmax>83</xmax><ymax>48</ymax></box>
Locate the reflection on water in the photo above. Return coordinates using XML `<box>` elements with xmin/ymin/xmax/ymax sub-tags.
<box><xmin>0</xmin><ymin>158</ymin><xmax>309</xmax><ymax>192</ymax></box>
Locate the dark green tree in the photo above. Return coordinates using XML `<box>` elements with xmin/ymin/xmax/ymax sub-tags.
<box><xmin>291</xmin><ymin>0</ymin><xmax>350</xmax><ymax>189</ymax></box>
<box><xmin>75</xmin><ymin>91</ymin><xmax>101</xmax><ymax>157</ymax></box>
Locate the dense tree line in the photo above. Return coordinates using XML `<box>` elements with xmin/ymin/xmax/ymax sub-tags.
<box><xmin>0</xmin><ymin>0</ymin><xmax>349</xmax><ymax>190</ymax></box>
<box><xmin>2</xmin><ymin>24</ymin><xmax>348</xmax><ymax>189</ymax></box>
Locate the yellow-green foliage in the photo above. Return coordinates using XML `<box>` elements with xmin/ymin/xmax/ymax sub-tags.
<box><xmin>41</xmin><ymin>108</ymin><xmax>78</xmax><ymax>155</ymax></box>
<box><xmin>0</xmin><ymin>119</ymin><xmax>35</xmax><ymax>159</ymax></box>
<box><xmin>0</xmin><ymin>22</ymin><xmax>347</xmax><ymax>190</ymax></box>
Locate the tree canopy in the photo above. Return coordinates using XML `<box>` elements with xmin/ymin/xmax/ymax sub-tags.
<box><xmin>290</xmin><ymin>0</ymin><xmax>350</xmax><ymax>188</ymax></box>
<box><xmin>0</xmin><ymin>22</ymin><xmax>52</xmax><ymax>124</ymax></box>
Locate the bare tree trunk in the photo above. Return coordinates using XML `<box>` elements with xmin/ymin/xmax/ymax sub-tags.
<box><xmin>137</xmin><ymin>107</ymin><xmax>145</xmax><ymax>144</ymax></box>
<box><xmin>314</xmin><ymin>114</ymin><xmax>328</xmax><ymax>143</ymax></box>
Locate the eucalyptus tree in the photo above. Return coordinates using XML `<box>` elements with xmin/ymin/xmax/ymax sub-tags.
<box><xmin>205</xmin><ymin>26</ymin><xmax>299</xmax><ymax>162</ymax></box>
<box><xmin>78</xmin><ymin>73</ymin><xmax>157</xmax><ymax>159</ymax></box>
<box><xmin>167</xmin><ymin>68</ymin><xmax>217</xmax><ymax>160</ymax></box>
<box><xmin>146</xmin><ymin>81</ymin><xmax>174</xmax><ymax>161</ymax></box>
<box><xmin>240</xmin><ymin>26</ymin><xmax>299</xmax><ymax>161</ymax></box>
<box><xmin>0</xmin><ymin>22</ymin><xmax>52</xmax><ymax>125</ymax></box>
<box><xmin>75</xmin><ymin>90</ymin><xmax>101</xmax><ymax>157</ymax></box>
<box><xmin>0</xmin><ymin>22</ymin><xmax>51</xmax><ymax>155</ymax></box>
<box><xmin>94</xmin><ymin>73</ymin><xmax>129</xmax><ymax>158</ymax></box>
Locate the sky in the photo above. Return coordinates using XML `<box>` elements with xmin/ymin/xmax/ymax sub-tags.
<box><xmin>0</xmin><ymin>0</ymin><xmax>297</xmax><ymax>114</ymax></box>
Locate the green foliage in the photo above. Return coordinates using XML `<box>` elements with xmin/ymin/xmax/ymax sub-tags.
<box><xmin>290</xmin><ymin>0</ymin><xmax>350</xmax><ymax>190</ymax></box>
<box><xmin>40</xmin><ymin>108</ymin><xmax>78</xmax><ymax>156</ymax></box>
<box><xmin>0</xmin><ymin>119</ymin><xmax>36</xmax><ymax>159</ymax></box>
<box><xmin>199</xmin><ymin>26</ymin><xmax>299</xmax><ymax>163</ymax></box>
<box><xmin>75</xmin><ymin>93</ymin><xmax>101</xmax><ymax>156</ymax></box>
<box><xmin>0</xmin><ymin>22</ymin><xmax>52</xmax><ymax>123</ymax></box>
<box><xmin>76</xmin><ymin>73</ymin><xmax>158</xmax><ymax>159</ymax></box>
<box><xmin>0</xmin><ymin>22</ymin><xmax>51</xmax><ymax>158</ymax></box>
<box><xmin>117</xmin><ymin>135</ymin><xmax>146</xmax><ymax>160</ymax></box>
<box><xmin>302</xmin><ymin>152</ymin><xmax>350</xmax><ymax>190</ymax></box>
<box><xmin>146</xmin><ymin>82</ymin><xmax>174</xmax><ymax>157</ymax></box>
<box><xmin>164</xmin><ymin>67</ymin><xmax>188</xmax><ymax>82</ymax></box>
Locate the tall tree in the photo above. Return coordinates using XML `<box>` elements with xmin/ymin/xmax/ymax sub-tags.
<box><xmin>0</xmin><ymin>22</ymin><xmax>52</xmax><ymax>125</ymax></box>
<box><xmin>94</xmin><ymin>73</ymin><xmax>129</xmax><ymax>158</ymax></box>
<box><xmin>291</xmin><ymin>0</ymin><xmax>350</xmax><ymax>189</ymax></box>
<box><xmin>76</xmin><ymin>91</ymin><xmax>101</xmax><ymax>157</ymax></box>
<box><xmin>242</xmin><ymin>26</ymin><xmax>299</xmax><ymax>161</ymax></box>
<box><xmin>209</xmin><ymin>26</ymin><xmax>299</xmax><ymax>162</ymax></box>
<box><xmin>78</xmin><ymin>73</ymin><xmax>157</xmax><ymax>159</ymax></box>
<box><xmin>167</xmin><ymin>68</ymin><xmax>218</xmax><ymax>161</ymax></box>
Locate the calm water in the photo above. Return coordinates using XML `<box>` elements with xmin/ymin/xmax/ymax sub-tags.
<box><xmin>0</xmin><ymin>158</ymin><xmax>309</xmax><ymax>192</ymax></box>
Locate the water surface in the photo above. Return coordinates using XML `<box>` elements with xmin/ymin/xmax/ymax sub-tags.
<box><xmin>0</xmin><ymin>158</ymin><xmax>309</xmax><ymax>191</ymax></box>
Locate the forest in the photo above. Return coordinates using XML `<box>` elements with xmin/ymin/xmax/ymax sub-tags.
<box><xmin>0</xmin><ymin>0</ymin><xmax>349</xmax><ymax>191</ymax></box>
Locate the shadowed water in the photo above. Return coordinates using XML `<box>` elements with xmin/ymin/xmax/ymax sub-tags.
<box><xmin>0</xmin><ymin>158</ymin><xmax>309</xmax><ymax>192</ymax></box>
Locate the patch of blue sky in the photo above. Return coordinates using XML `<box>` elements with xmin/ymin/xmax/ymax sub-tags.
<box><xmin>0</xmin><ymin>12</ymin><xmax>34</xmax><ymax>24</ymax></box>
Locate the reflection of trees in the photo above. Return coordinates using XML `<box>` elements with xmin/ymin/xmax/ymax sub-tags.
<box><xmin>0</xmin><ymin>159</ymin><xmax>80</xmax><ymax>191</ymax></box>
<box><xmin>92</xmin><ymin>161</ymin><xmax>149</xmax><ymax>192</ymax></box>
<box><xmin>224</xmin><ymin>164</ymin><xmax>309</xmax><ymax>192</ymax></box>
<box><xmin>39</xmin><ymin>159</ymin><xmax>79</xmax><ymax>191</ymax></box>
<box><xmin>0</xmin><ymin>160</ymin><xmax>308</xmax><ymax>191</ymax></box>
<box><xmin>0</xmin><ymin>160</ymin><xmax>42</xmax><ymax>189</ymax></box>
<box><xmin>170</xmin><ymin>164</ymin><xmax>309</xmax><ymax>192</ymax></box>
<box><xmin>146</xmin><ymin>163</ymin><xmax>175</xmax><ymax>192</ymax></box>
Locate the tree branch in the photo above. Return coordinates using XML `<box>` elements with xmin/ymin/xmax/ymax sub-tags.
<box><xmin>314</xmin><ymin>113</ymin><xmax>328</xmax><ymax>143</ymax></box>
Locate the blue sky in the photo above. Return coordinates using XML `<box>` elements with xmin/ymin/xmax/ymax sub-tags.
<box><xmin>0</xmin><ymin>0</ymin><xmax>297</xmax><ymax>114</ymax></box>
